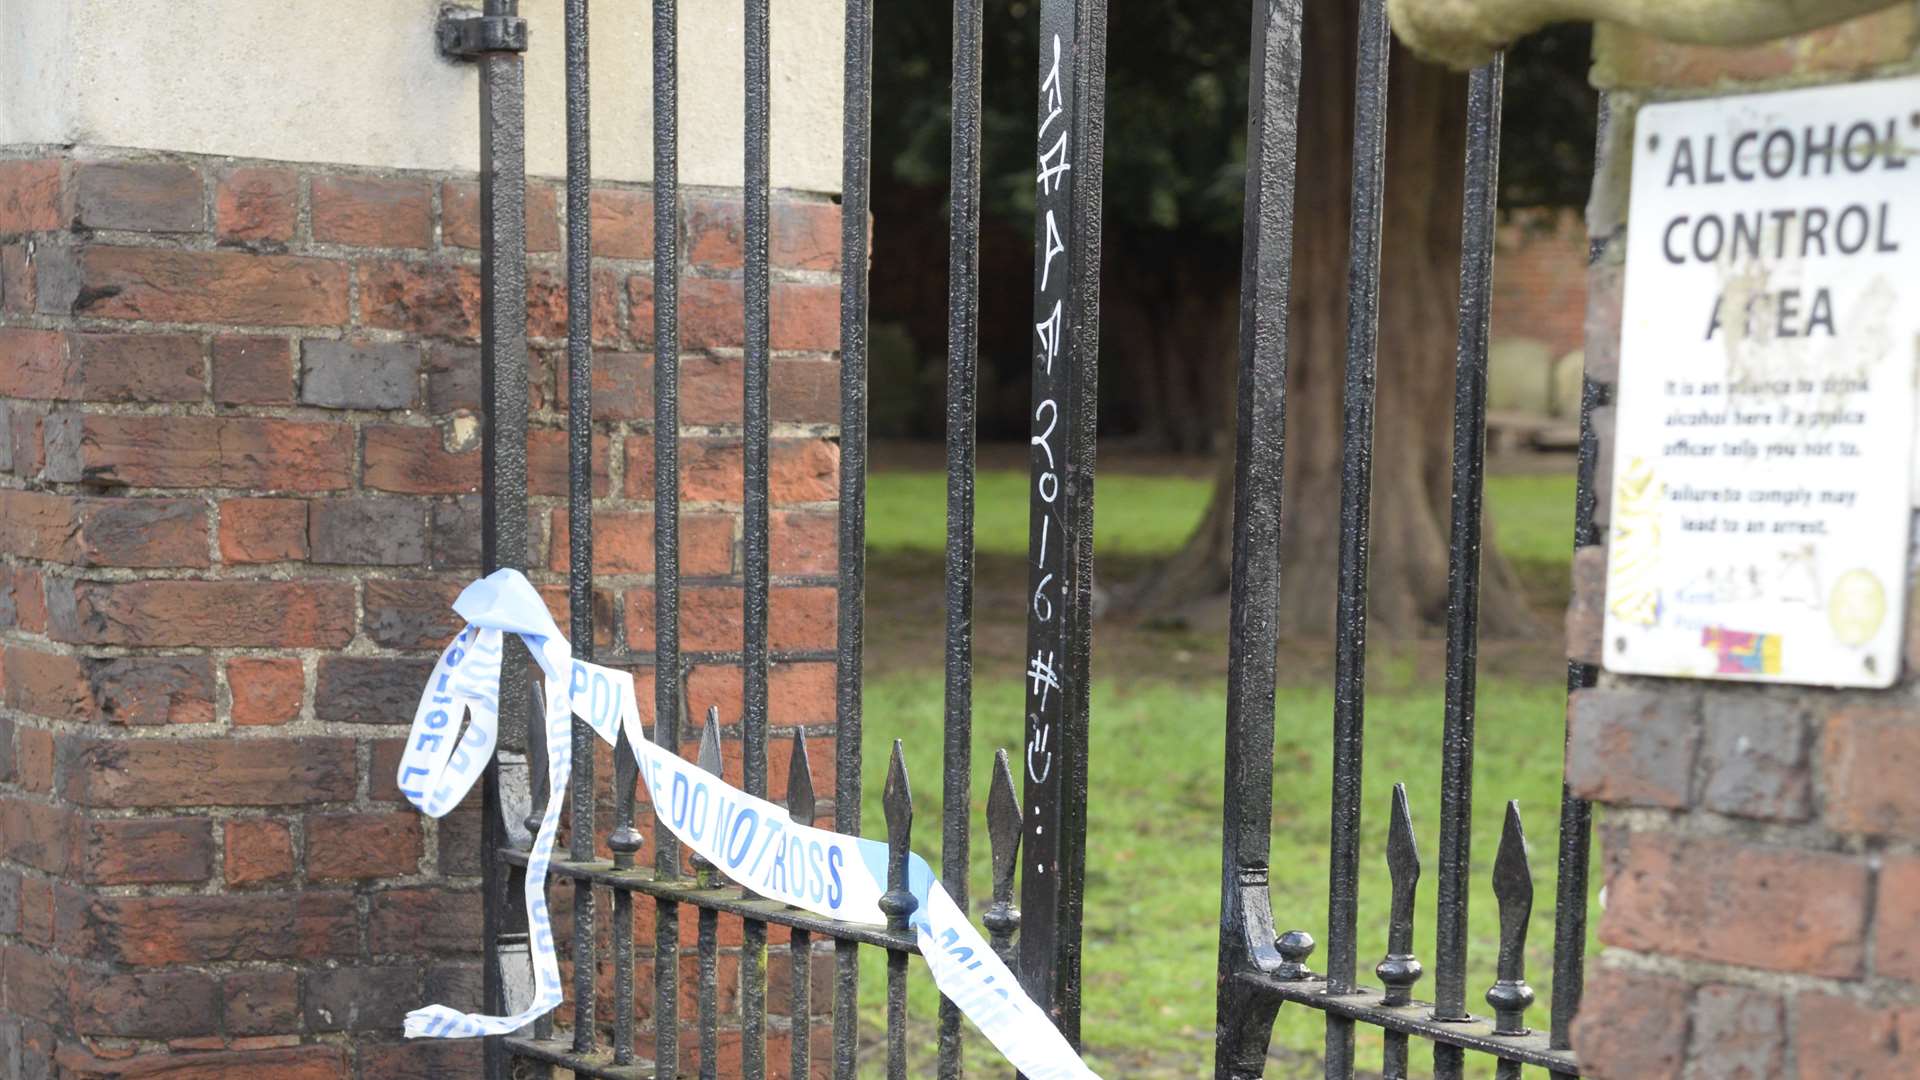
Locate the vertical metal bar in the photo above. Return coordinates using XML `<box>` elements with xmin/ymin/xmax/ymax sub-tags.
<box><xmin>1324</xmin><ymin>4</ymin><xmax>1389</xmax><ymax>1077</ymax></box>
<box><xmin>1213</xmin><ymin>4</ymin><xmax>1302</xmax><ymax>1078</ymax></box>
<box><xmin>1548</xmin><ymin>93</ymin><xmax>1610</xmax><ymax>1080</ymax></box>
<box><xmin>562</xmin><ymin>0</ymin><xmax>599</xmax><ymax>1055</ymax></box>
<box><xmin>1377</xmin><ymin>785</ymin><xmax>1423</xmax><ymax>1080</ymax></box>
<box><xmin>477</xmin><ymin>3</ymin><xmax>529</xmax><ymax>1075</ymax></box>
<box><xmin>741</xmin><ymin>2</ymin><xmax>773</xmax><ymax>1077</ymax></box>
<box><xmin>834</xmin><ymin>0</ymin><xmax>873</xmax><ymax>1073</ymax></box>
<box><xmin>695</xmin><ymin>721</ymin><xmax>723</xmax><ymax>1080</ymax></box>
<box><xmin>1432</xmin><ymin>55</ymin><xmax>1504</xmax><ymax>1080</ymax></box>
<box><xmin>1018</xmin><ymin>0</ymin><xmax>1106</xmax><ymax>1039</ymax></box>
<box><xmin>697</xmin><ymin>908</ymin><xmax>719</xmax><ymax>1080</ymax></box>
<box><xmin>650</xmin><ymin>0</ymin><xmax>684</xmax><ymax>1076</ymax></box>
<box><xmin>1487</xmin><ymin>802</ymin><xmax>1536</xmax><ymax>1080</ymax></box>
<box><xmin>940</xmin><ymin>0</ymin><xmax>984</xmax><ymax>1075</ymax></box>
<box><xmin>787</xmin><ymin>733</ymin><xmax>818</xmax><ymax>1080</ymax></box>
<box><xmin>880</xmin><ymin>744</ymin><xmax>917</xmax><ymax>1080</ymax></box>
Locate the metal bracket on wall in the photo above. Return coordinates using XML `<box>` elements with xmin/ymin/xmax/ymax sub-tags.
<box><xmin>437</xmin><ymin>7</ymin><xmax>529</xmax><ymax>60</ymax></box>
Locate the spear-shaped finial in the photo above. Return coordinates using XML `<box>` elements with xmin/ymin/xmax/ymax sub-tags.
<box><xmin>690</xmin><ymin>708</ymin><xmax>723</xmax><ymax>886</ymax></box>
<box><xmin>1377</xmin><ymin>783</ymin><xmax>1425</xmax><ymax>1007</ymax></box>
<box><xmin>786</xmin><ymin>728</ymin><xmax>817</xmax><ymax>828</ymax></box>
<box><xmin>877</xmin><ymin>740</ymin><xmax>917</xmax><ymax>932</ymax></box>
<box><xmin>983</xmin><ymin>749</ymin><xmax>1023</xmax><ymax>965</ymax></box>
<box><xmin>1486</xmin><ymin>800</ymin><xmax>1536</xmax><ymax>1036</ymax></box>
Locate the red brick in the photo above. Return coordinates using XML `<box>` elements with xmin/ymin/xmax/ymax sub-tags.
<box><xmin>772</xmin><ymin>511</ymin><xmax>837</xmax><ymax>574</ymax></box>
<box><xmin>2</xmin><ymin>941</ymin><xmax>70</xmax><ymax>1025</ymax></box>
<box><xmin>550</xmin><ymin>510</ymin><xmax>733</xmax><ymax>575</ymax></box>
<box><xmin>558</xmin><ymin>348</ymin><xmax>653</xmax><ymax>421</ymax></box>
<box><xmin>1599</xmin><ymin>829</ymin><xmax>1868</xmax><ymax>978</ymax></box>
<box><xmin>47</xmin><ymin>579</ymin><xmax>355</xmax><ymax>648</ymax></box>
<box><xmin>590</xmin><ymin>188</ymin><xmax>655</xmax><ymax>258</ymax></box>
<box><xmin>223</xmin><ymin>968</ymin><xmax>301</xmax><ymax>1035</ymax></box>
<box><xmin>2</xmin><ymin>242</ymin><xmax>33</xmax><ymax>314</ymax></box>
<box><xmin>76</xmin><ymin>817</ymin><xmax>214</xmax><ymax>885</ymax></box>
<box><xmin>1823</xmin><ymin>706</ymin><xmax>1920</xmax><ymax>836</ymax></box>
<box><xmin>1875</xmin><ymin>854</ymin><xmax>1920</xmax><ymax>983</ymax></box>
<box><xmin>224</xmin><ymin>819</ymin><xmax>295</xmax><ymax>887</ymax></box>
<box><xmin>17</xmin><ymin>727</ymin><xmax>52</xmax><ymax>792</ymax></box>
<box><xmin>1686</xmin><ymin>983</ymin><xmax>1783</xmax><ymax>1077</ymax></box>
<box><xmin>1594</xmin><ymin>7</ymin><xmax>1917</xmax><ymax>90</ymax></box>
<box><xmin>442</xmin><ymin>178</ymin><xmax>560</xmax><ymax>252</ymax></box>
<box><xmin>770</xmin><ymin>281</ymin><xmax>841</xmax><ymax>352</ymax></box>
<box><xmin>0</xmin><ymin>160</ymin><xmax>62</xmax><ymax>234</ymax></box>
<box><xmin>527</xmin><ymin>426</ymin><xmax>611</xmax><ymax>496</ymax></box>
<box><xmin>0</xmin><ymin>798</ymin><xmax>72</xmax><ymax>875</ymax></box>
<box><xmin>43</xmin><ymin>245</ymin><xmax>349</xmax><ymax>326</ymax></box>
<box><xmin>57</xmin><ymin>1042</ymin><xmax>349</xmax><ymax>1078</ymax></box>
<box><xmin>214</xmin><ymin>167</ymin><xmax>298</xmax><ymax>244</ymax></box>
<box><xmin>686</xmin><ymin>663</ymin><xmax>836</xmax><ymax>729</ymax></box>
<box><xmin>685</xmin><ymin>196</ymin><xmax>842</xmax><ymax>271</ymax></box>
<box><xmin>1793</xmin><ymin>993</ymin><xmax>1920</xmax><ymax>1078</ymax></box>
<box><xmin>306</xmin><ymin>812</ymin><xmax>422</xmax><ymax>880</ymax></box>
<box><xmin>68</xmin><ymin>967</ymin><xmax>221</xmax><ymax>1038</ymax></box>
<box><xmin>356</xmin><ymin>1041</ymin><xmax>484</xmax><ymax>1080</ymax></box>
<box><xmin>62</xmin><ymin>737</ymin><xmax>357</xmax><ymax>808</ymax></box>
<box><xmin>362</xmin><ymin>578</ymin><xmax>465</xmax><ymax>650</ymax></box>
<box><xmin>218</xmin><ymin>498</ymin><xmax>309</xmax><ymax>563</ymax></box>
<box><xmin>369</xmin><ymin>888</ymin><xmax>483</xmax><ymax>955</ymax></box>
<box><xmin>0</xmin><ymin>564</ymin><xmax>47</xmax><ymax>634</ymax></box>
<box><xmin>4</xmin><ymin>648</ymin><xmax>214</xmax><ymax>726</ymax></box>
<box><xmin>678</xmin><ymin>354</ymin><xmax>840</xmax><ymax>425</ymax></box>
<box><xmin>1568</xmin><ymin>967</ymin><xmax>1689</xmax><ymax>1079</ymax></box>
<box><xmin>1565</xmin><ymin>688</ymin><xmax>1699</xmax><ymax>809</ymax></box>
<box><xmin>680</xmin><ymin>277</ymin><xmax>747</xmax><ymax>349</ymax></box>
<box><xmin>362</xmin><ymin>423</ymin><xmax>480</xmax><ymax>494</ymax></box>
<box><xmin>359</xmin><ymin>259</ymin><xmax>480</xmax><ymax>339</ymax></box>
<box><xmin>532</xmin><ymin>584</ymin><xmax>617</xmax><ymax>652</ymax></box>
<box><xmin>312</xmin><ymin>175</ymin><xmax>431</xmax><ymax>248</ymax></box>
<box><xmin>626</xmin><ymin>435</ymin><xmax>840</xmax><ymax>503</ymax></box>
<box><xmin>46</xmin><ymin>413</ymin><xmax>351</xmax><ymax>490</ymax></box>
<box><xmin>62</xmin><ymin>891</ymin><xmax>359</xmax><ymax>965</ymax></box>
<box><xmin>229</xmin><ymin>658</ymin><xmax>305</xmax><ymax>727</ymax></box>
<box><xmin>626</xmin><ymin>585</ymin><xmax>836</xmax><ymax>653</ymax></box>
<box><xmin>64</xmin><ymin>160</ymin><xmax>204</xmax><ymax>233</ymax></box>
<box><xmin>19</xmin><ymin>876</ymin><xmax>53</xmax><ymax>945</ymax></box>
<box><xmin>526</xmin><ymin>265</ymin><xmax>624</xmax><ymax>346</ymax></box>
<box><xmin>64</xmin><ymin>333</ymin><xmax>205</xmax><ymax>402</ymax></box>
<box><xmin>0</xmin><ymin>327</ymin><xmax>67</xmax><ymax>398</ymax></box>
<box><xmin>0</xmin><ymin>489</ymin><xmax>209</xmax><ymax>568</ymax></box>
<box><xmin>10</xmin><ymin>406</ymin><xmax>45</xmax><ymax>478</ymax></box>
<box><xmin>211</xmin><ymin>334</ymin><xmax>294</xmax><ymax>404</ymax></box>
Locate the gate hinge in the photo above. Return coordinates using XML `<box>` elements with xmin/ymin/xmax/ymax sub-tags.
<box><xmin>437</xmin><ymin>8</ymin><xmax>529</xmax><ymax>60</ymax></box>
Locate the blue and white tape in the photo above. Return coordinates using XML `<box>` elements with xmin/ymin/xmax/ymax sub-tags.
<box><xmin>395</xmin><ymin>569</ymin><xmax>1102</xmax><ymax>1080</ymax></box>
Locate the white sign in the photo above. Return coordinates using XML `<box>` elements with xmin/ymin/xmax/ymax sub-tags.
<box><xmin>1604</xmin><ymin>76</ymin><xmax>1920</xmax><ymax>688</ymax></box>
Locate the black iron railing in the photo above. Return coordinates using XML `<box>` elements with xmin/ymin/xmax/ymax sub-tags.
<box><xmin>456</xmin><ymin>0</ymin><xmax>1599</xmax><ymax>1077</ymax></box>
<box><xmin>1213</xmin><ymin>3</ymin><xmax>1596</xmax><ymax>1079</ymax></box>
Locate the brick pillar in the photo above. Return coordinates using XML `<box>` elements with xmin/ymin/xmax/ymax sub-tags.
<box><xmin>0</xmin><ymin>149</ymin><xmax>844</xmax><ymax>1077</ymax></box>
<box><xmin>1566</xmin><ymin>7</ymin><xmax>1920</xmax><ymax>1077</ymax></box>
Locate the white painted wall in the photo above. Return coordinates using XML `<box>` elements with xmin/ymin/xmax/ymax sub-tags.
<box><xmin>0</xmin><ymin>0</ymin><xmax>844</xmax><ymax>194</ymax></box>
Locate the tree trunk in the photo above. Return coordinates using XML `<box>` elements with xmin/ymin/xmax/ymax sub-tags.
<box><xmin>1101</xmin><ymin>235</ymin><xmax>1240</xmax><ymax>456</ymax></box>
<box><xmin>1123</xmin><ymin>8</ymin><xmax>1534</xmax><ymax>637</ymax></box>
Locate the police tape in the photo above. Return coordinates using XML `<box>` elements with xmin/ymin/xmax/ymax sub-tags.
<box><xmin>393</xmin><ymin>569</ymin><xmax>1103</xmax><ymax>1080</ymax></box>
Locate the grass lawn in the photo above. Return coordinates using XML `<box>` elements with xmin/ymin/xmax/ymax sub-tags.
<box><xmin>856</xmin><ymin>673</ymin><xmax>1587</xmax><ymax>1078</ymax></box>
<box><xmin>868</xmin><ymin>465</ymin><xmax>1574</xmax><ymax>568</ymax></box>
<box><xmin>850</xmin><ymin>459</ymin><xmax>1591</xmax><ymax>1077</ymax></box>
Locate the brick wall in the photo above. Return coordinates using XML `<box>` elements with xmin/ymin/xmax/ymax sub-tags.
<box><xmin>0</xmin><ymin>147</ymin><xmax>844</xmax><ymax>1078</ymax></box>
<box><xmin>1493</xmin><ymin>206</ymin><xmax>1587</xmax><ymax>360</ymax></box>
<box><xmin>1565</xmin><ymin>8</ymin><xmax>1920</xmax><ymax>1077</ymax></box>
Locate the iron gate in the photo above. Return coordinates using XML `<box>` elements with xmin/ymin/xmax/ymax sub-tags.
<box><xmin>450</xmin><ymin>0</ymin><xmax>1601</xmax><ymax>1077</ymax></box>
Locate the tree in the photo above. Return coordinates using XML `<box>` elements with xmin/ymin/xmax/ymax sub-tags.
<box><xmin>870</xmin><ymin>4</ymin><xmax>1595</xmax><ymax>635</ymax></box>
